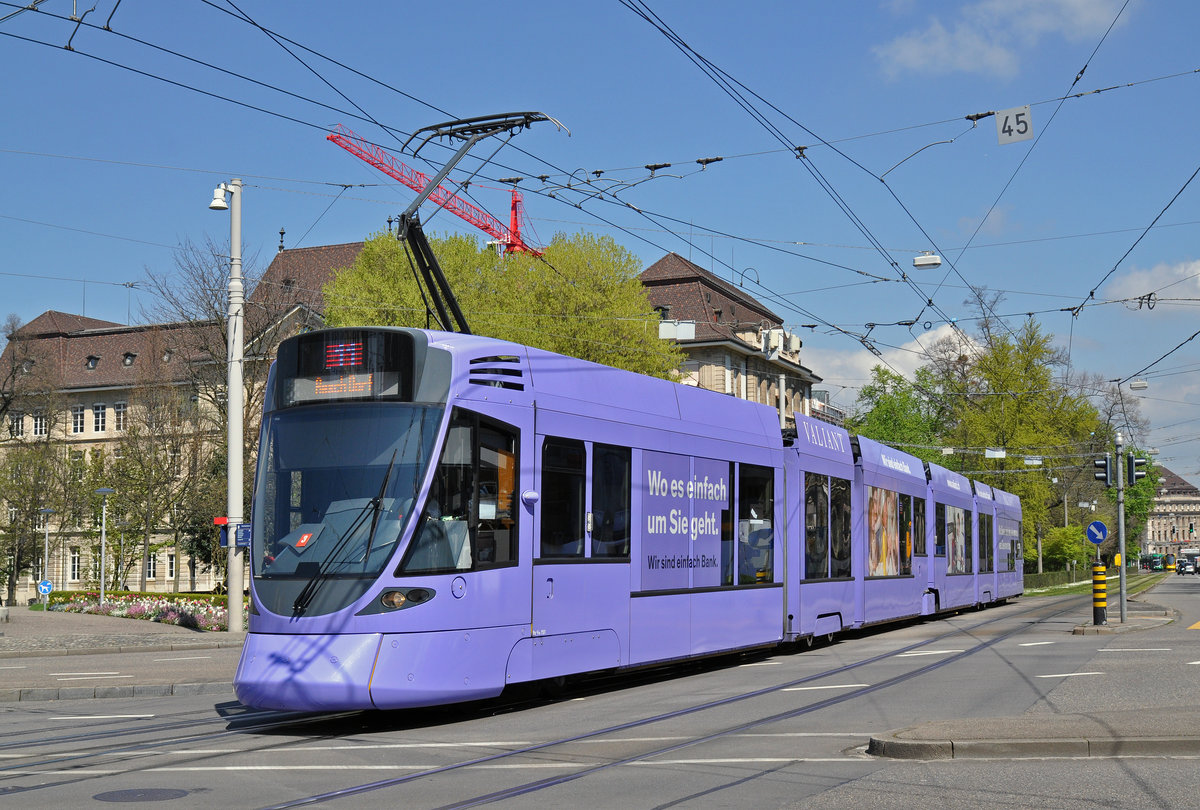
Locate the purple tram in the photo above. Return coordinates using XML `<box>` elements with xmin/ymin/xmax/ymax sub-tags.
<box><xmin>234</xmin><ymin>327</ymin><xmax>1022</xmax><ymax>712</ymax></box>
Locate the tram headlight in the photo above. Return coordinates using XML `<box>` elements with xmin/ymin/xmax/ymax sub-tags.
<box><xmin>379</xmin><ymin>588</ymin><xmax>434</xmax><ymax>611</ymax></box>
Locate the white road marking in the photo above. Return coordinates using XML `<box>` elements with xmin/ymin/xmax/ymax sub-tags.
<box><xmin>1019</xmin><ymin>641</ymin><xmax>1056</xmax><ymax>647</ymax></box>
<box><xmin>738</xmin><ymin>661</ymin><xmax>780</xmax><ymax>667</ymax></box>
<box><xmin>1036</xmin><ymin>671</ymin><xmax>1104</xmax><ymax>678</ymax></box>
<box><xmin>51</xmin><ymin>715</ymin><xmax>155</xmax><ymax>720</ymax></box>
<box><xmin>152</xmin><ymin>656</ymin><xmax>213</xmax><ymax>662</ymax></box>
<box><xmin>55</xmin><ymin>675</ymin><xmax>135</xmax><ymax>681</ymax></box>
<box><xmin>1097</xmin><ymin>648</ymin><xmax>1171</xmax><ymax>652</ymax></box>
<box><xmin>781</xmin><ymin>683</ymin><xmax>869</xmax><ymax>692</ymax></box>
<box><xmin>48</xmin><ymin>671</ymin><xmax>120</xmax><ymax>676</ymax></box>
<box><xmin>895</xmin><ymin>649</ymin><xmax>963</xmax><ymax>657</ymax></box>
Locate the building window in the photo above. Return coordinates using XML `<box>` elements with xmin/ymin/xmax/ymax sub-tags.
<box><xmin>114</xmin><ymin>402</ymin><xmax>127</xmax><ymax>432</ymax></box>
<box><xmin>85</xmin><ymin>355</ymin><xmax>99</xmax><ymax>370</ymax></box>
<box><xmin>7</xmin><ymin>412</ymin><xmax>23</xmax><ymax>438</ymax></box>
<box><xmin>123</xmin><ymin>352</ymin><xmax>137</xmax><ymax>366</ymax></box>
<box><xmin>71</xmin><ymin>450</ymin><xmax>85</xmax><ymax>483</ymax></box>
<box><xmin>33</xmin><ymin>410</ymin><xmax>47</xmax><ymax>436</ymax></box>
<box><xmin>93</xmin><ymin>403</ymin><xmax>107</xmax><ymax>432</ymax></box>
<box><xmin>35</xmin><ymin>511</ymin><xmax>48</xmax><ymax>530</ymax></box>
<box><xmin>7</xmin><ymin>506</ymin><xmax>17</xmax><ymax>525</ymax></box>
<box><xmin>70</xmin><ymin>548</ymin><xmax>81</xmax><ymax>581</ymax></box>
<box><xmin>168</xmin><ymin>553</ymin><xmax>176</xmax><ymax>581</ymax></box>
<box><xmin>71</xmin><ymin>405</ymin><xmax>85</xmax><ymax>434</ymax></box>
<box><xmin>146</xmin><ymin>553</ymin><xmax>157</xmax><ymax>580</ymax></box>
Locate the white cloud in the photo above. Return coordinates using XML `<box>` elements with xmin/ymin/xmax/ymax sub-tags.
<box><xmin>874</xmin><ymin>0</ymin><xmax>1129</xmax><ymax>80</ymax></box>
<box><xmin>806</xmin><ymin>323</ymin><xmax>962</xmax><ymax>409</ymax></box>
<box><xmin>1104</xmin><ymin>259</ymin><xmax>1200</xmax><ymax>312</ymax></box>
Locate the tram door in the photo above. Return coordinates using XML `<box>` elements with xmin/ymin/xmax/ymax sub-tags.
<box><xmin>531</xmin><ymin>435</ymin><xmax>629</xmax><ymax>679</ymax></box>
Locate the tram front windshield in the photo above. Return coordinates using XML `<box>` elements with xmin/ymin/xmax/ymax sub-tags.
<box><xmin>253</xmin><ymin>403</ymin><xmax>442</xmax><ymax>579</ymax></box>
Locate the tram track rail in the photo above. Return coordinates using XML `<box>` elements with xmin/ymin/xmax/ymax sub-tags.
<box><xmin>261</xmin><ymin>595</ymin><xmax>1083</xmax><ymax>809</ymax></box>
<box><xmin>0</xmin><ymin>595</ymin><xmax>1082</xmax><ymax>805</ymax></box>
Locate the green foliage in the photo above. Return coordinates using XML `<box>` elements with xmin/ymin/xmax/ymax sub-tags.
<box><xmin>323</xmin><ymin>231</ymin><xmax>685</xmax><ymax>378</ymax></box>
<box><xmin>847</xmin><ymin>366</ymin><xmax>948</xmax><ymax>463</ymax></box>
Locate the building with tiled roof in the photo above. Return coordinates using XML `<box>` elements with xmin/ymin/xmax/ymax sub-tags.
<box><xmin>1144</xmin><ymin>464</ymin><xmax>1200</xmax><ymax>561</ymax></box>
<box><xmin>640</xmin><ymin>253</ymin><xmax>825</xmax><ymax>428</ymax></box>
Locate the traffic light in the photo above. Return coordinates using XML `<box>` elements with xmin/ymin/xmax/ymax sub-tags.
<box><xmin>1127</xmin><ymin>453</ymin><xmax>1147</xmax><ymax>486</ymax></box>
<box><xmin>1094</xmin><ymin>453</ymin><xmax>1112</xmax><ymax>486</ymax></box>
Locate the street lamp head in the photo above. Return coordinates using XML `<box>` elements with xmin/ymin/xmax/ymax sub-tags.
<box><xmin>39</xmin><ymin>508</ymin><xmax>54</xmax><ymax>515</ymax></box>
<box><xmin>94</xmin><ymin>487</ymin><xmax>114</xmax><ymax>496</ymax></box>
<box><xmin>1129</xmin><ymin>379</ymin><xmax>1149</xmax><ymax>391</ymax></box>
<box><xmin>209</xmin><ymin>185</ymin><xmax>229</xmax><ymax>210</ymax></box>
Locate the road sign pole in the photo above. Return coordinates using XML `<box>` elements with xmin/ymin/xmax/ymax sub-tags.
<box><xmin>1116</xmin><ymin>432</ymin><xmax>1127</xmax><ymax>623</ymax></box>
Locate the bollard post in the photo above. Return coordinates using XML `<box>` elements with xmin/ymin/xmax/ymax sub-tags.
<box><xmin>1092</xmin><ymin>561</ymin><xmax>1107</xmax><ymax>626</ymax></box>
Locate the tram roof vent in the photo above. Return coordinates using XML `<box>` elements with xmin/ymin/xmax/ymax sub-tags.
<box><xmin>467</xmin><ymin>354</ymin><xmax>526</xmax><ymax>391</ymax></box>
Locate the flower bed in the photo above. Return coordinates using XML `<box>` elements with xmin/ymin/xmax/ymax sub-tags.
<box><xmin>50</xmin><ymin>591</ymin><xmax>245</xmax><ymax>632</ymax></box>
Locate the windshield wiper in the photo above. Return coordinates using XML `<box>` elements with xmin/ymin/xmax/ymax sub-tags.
<box><xmin>362</xmin><ymin>450</ymin><xmax>397</xmax><ymax>564</ymax></box>
<box><xmin>292</xmin><ymin>451</ymin><xmax>398</xmax><ymax>616</ymax></box>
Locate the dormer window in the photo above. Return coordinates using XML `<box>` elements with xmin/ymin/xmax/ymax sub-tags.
<box><xmin>85</xmin><ymin>356</ymin><xmax>99</xmax><ymax>370</ymax></box>
<box><xmin>162</xmin><ymin>350</ymin><xmax>173</xmax><ymax>363</ymax></box>
<box><xmin>122</xmin><ymin>352</ymin><xmax>137</xmax><ymax>367</ymax></box>
<box><xmin>21</xmin><ymin>359</ymin><xmax>33</xmax><ymax>374</ymax></box>
<box><xmin>653</xmin><ymin>305</ymin><xmax>670</xmax><ymax>320</ymax></box>
<box><xmin>283</xmin><ymin>278</ymin><xmax>296</xmax><ymax>291</ymax></box>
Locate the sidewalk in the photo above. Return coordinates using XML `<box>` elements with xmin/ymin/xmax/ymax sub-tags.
<box><xmin>0</xmin><ymin>604</ymin><xmax>245</xmax><ymax>703</ymax></box>
<box><xmin>869</xmin><ymin>599</ymin><xmax>1194</xmax><ymax>759</ymax></box>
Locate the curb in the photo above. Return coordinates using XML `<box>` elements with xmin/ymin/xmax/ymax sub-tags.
<box><xmin>1071</xmin><ymin>610</ymin><xmax>1175</xmax><ymax>635</ymax></box>
<box><xmin>0</xmin><ymin>638</ymin><xmax>246</xmax><ymax>659</ymax></box>
<box><xmin>0</xmin><ymin>682</ymin><xmax>234</xmax><ymax>703</ymax></box>
<box><xmin>868</xmin><ymin>734</ymin><xmax>1200</xmax><ymax>760</ymax></box>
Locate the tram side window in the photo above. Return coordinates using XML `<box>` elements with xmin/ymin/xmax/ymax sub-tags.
<box><xmin>898</xmin><ymin>494</ymin><xmax>913</xmax><ymax>576</ymax></box>
<box><xmin>935</xmin><ymin>503</ymin><xmax>947</xmax><ymax>557</ymax></box>
<box><xmin>912</xmin><ymin>498</ymin><xmax>926</xmax><ymax>556</ymax></box>
<box><xmin>804</xmin><ymin>473</ymin><xmax>829</xmax><ymax>579</ymax></box>
<box><xmin>739</xmin><ymin>464</ymin><xmax>774</xmax><ymax>584</ymax></box>
<box><xmin>476</xmin><ymin>422</ymin><xmax>518</xmax><ymax>567</ymax></box>
<box><xmin>830</xmin><ymin>476</ymin><xmax>852</xmax><ymax>579</ymax></box>
<box><xmin>541</xmin><ymin>437</ymin><xmax>586</xmax><ymax>558</ymax></box>
<box><xmin>979</xmin><ymin>512</ymin><xmax>993</xmax><ymax>573</ymax></box>
<box><xmin>399</xmin><ymin>410</ymin><xmax>517</xmax><ymax>574</ymax></box>
<box><xmin>591</xmin><ymin>444</ymin><xmax>631</xmax><ymax>559</ymax></box>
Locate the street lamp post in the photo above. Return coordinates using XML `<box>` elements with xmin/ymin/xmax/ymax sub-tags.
<box><xmin>95</xmin><ymin>488</ymin><xmax>114</xmax><ymax>604</ymax></box>
<box><xmin>210</xmin><ymin>178</ymin><xmax>245</xmax><ymax>634</ymax></box>
<box><xmin>39</xmin><ymin>508</ymin><xmax>53</xmax><ymax>614</ymax></box>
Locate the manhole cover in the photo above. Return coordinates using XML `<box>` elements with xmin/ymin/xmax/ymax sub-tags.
<box><xmin>94</xmin><ymin>788</ymin><xmax>190</xmax><ymax>802</ymax></box>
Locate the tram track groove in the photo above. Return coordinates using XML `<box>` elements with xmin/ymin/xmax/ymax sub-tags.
<box><xmin>258</xmin><ymin>595</ymin><xmax>1081</xmax><ymax>809</ymax></box>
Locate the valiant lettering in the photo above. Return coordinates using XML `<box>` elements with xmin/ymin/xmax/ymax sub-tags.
<box><xmin>802</xmin><ymin>422</ymin><xmax>846</xmax><ymax>454</ymax></box>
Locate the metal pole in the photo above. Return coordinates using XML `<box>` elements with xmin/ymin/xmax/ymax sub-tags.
<box><xmin>1116</xmin><ymin>431</ymin><xmax>1127</xmax><ymax>623</ymax></box>
<box><xmin>224</xmin><ymin>179</ymin><xmax>245</xmax><ymax>634</ymax></box>
<box><xmin>40</xmin><ymin>509</ymin><xmax>52</xmax><ymax>614</ymax></box>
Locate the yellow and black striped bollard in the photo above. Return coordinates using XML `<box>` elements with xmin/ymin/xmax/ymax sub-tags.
<box><xmin>1092</xmin><ymin>561</ymin><xmax>1107</xmax><ymax>626</ymax></box>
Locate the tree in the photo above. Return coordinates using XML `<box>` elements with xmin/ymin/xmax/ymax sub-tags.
<box><xmin>847</xmin><ymin>366</ymin><xmax>949</xmax><ymax>463</ymax></box>
<box><xmin>322</xmin><ymin>231</ymin><xmax>685</xmax><ymax>378</ymax></box>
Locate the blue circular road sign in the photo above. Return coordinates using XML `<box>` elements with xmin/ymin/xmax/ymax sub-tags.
<box><xmin>1087</xmin><ymin>520</ymin><xmax>1108</xmax><ymax>545</ymax></box>
<box><xmin>37</xmin><ymin>580</ymin><xmax>53</xmax><ymax>595</ymax></box>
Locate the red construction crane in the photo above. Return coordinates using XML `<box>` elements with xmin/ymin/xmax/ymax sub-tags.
<box><xmin>327</xmin><ymin>124</ymin><xmax>541</xmax><ymax>255</ymax></box>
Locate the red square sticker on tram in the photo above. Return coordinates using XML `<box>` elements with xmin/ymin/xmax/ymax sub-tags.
<box><xmin>296</xmin><ymin>533</ymin><xmax>313</xmax><ymax>549</ymax></box>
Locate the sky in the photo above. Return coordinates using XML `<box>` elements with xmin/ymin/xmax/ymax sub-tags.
<box><xmin>2</xmin><ymin>0</ymin><xmax>1198</xmax><ymax>485</ymax></box>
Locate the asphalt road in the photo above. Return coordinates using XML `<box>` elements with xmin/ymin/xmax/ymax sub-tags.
<box><xmin>2</xmin><ymin>580</ymin><xmax>1199</xmax><ymax>808</ymax></box>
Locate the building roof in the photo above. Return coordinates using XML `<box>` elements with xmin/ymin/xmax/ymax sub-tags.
<box><xmin>2</xmin><ymin>318</ymin><xmax>212</xmax><ymax>392</ymax></box>
<box><xmin>13</xmin><ymin>311</ymin><xmax>122</xmax><ymax>339</ymax></box>
<box><xmin>249</xmin><ymin>242</ymin><xmax>364</xmax><ymax>316</ymax></box>
<box><xmin>1154</xmin><ymin>464</ymin><xmax>1200</xmax><ymax>498</ymax></box>
<box><xmin>640</xmin><ymin>253</ymin><xmax>784</xmax><ymax>343</ymax></box>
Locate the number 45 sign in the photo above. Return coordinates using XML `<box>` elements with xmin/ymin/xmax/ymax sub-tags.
<box><xmin>996</xmin><ymin>105</ymin><xmax>1033</xmax><ymax>145</ymax></box>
